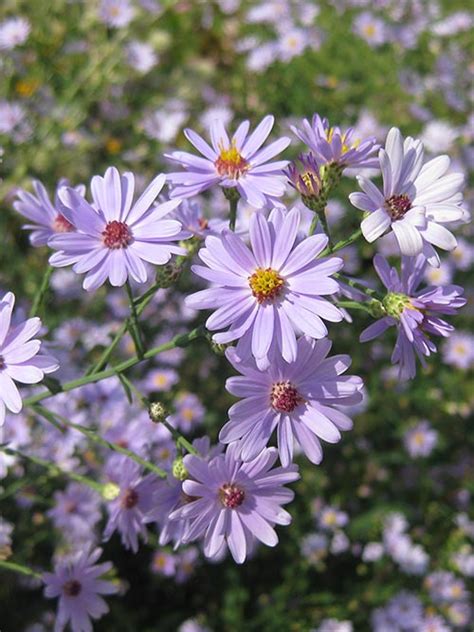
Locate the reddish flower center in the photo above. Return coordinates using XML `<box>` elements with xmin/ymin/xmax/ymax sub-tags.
<box><xmin>64</xmin><ymin>501</ymin><xmax>77</xmax><ymax>513</ymax></box>
<box><xmin>219</xmin><ymin>483</ymin><xmax>245</xmax><ymax>509</ymax></box>
<box><xmin>215</xmin><ymin>143</ymin><xmax>249</xmax><ymax>179</ymax></box>
<box><xmin>63</xmin><ymin>579</ymin><xmax>82</xmax><ymax>597</ymax></box>
<box><xmin>198</xmin><ymin>217</ymin><xmax>209</xmax><ymax>230</ymax></box>
<box><xmin>121</xmin><ymin>488</ymin><xmax>139</xmax><ymax>509</ymax></box>
<box><xmin>248</xmin><ymin>267</ymin><xmax>284</xmax><ymax>304</ymax></box>
<box><xmin>102</xmin><ymin>220</ymin><xmax>132</xmax><ymax>249</ymax></box>
<box><xmin>53</xmin><ymin>214</ymin><xmax>74</xmax><ymax>233</ymax></box>
<box><xmin>385</xmin><ymin>194</ymin><xmax>412</xmax><ymax>221</ymax></box>
<box><xmin>0</xmin><ymin>355</ymin><xmax>5</xmax><ymax>370</ymax></box>
<box><xmin>271</xmin><ymin>380</ymin><xmax>304</xmax><ymax>413</ymax></box>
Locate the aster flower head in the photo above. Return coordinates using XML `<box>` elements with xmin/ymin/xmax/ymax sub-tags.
<box><xmin>43</xmin><ymin>547</ymin><xmax>118</xmax><ymax>632</ymax></box>
<box><xmin>166</xmin><ymin>115</ymin><xmax>290</xmax><ymax>209</ymax></box>
<box><xmin>404</xmin><ymin>420</ymin><xmax>438</xmax><ymax>458</ymax></box>
<box><xmin>170</xmin><ymin>445</ymin><xmax>299</xmax><ymax>564</ymax></box>
<box><xmin>285</xmin><ymin>152</ymin><xmax>323</xmax><ymax>205</ymax></box>
<box><xmin>186</xmin><ymin>207</ymin><xmax>344</xmax><ymax>369</ymax></box>
<box><xmin>48</xmin><ymin>483</ymin><xmax>102</xmax><ymax>543</ymax></box>
<box><xmin>360</xmin><ymin>254</ymin><xmax>466</xmax><ymax>380</ymax></box>
<box><xmin>220</xmin><ymin>337</ymin><xmax>363</xmax><ymax>466</ymax></box>
<box><xmin>0</xmin><ymin>16</ymin><xmax>31</xmax><ymax>50</ymax></box>
<box><xmin>349</xmin><ymin>127</ymin><xmax>465</xmax><ymax>266</ymax></box>
<box><xmin>291</xmin><ymin>113</ymin><xmax>380</xmax><ymax>170</ymax></box>
<box><xmin>13</xmin><ymin>179</ymin><xmax>84</xmax><ymax>247</ymax></box>
<box><xmin>48</xmin><ymin>167</ymin><xmax>188</xmax><ymax>291</ymax></box>
<box><xmin>0</xmin><ymin>292</ymin><xmax>59</xmax><ymax>425</ymax></box>
<box><xmin>103</xmin><ymin>456</ymin><xmax>160</xmax><ymax>552</ymax></box>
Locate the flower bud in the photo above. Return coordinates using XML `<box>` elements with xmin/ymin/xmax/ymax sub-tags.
<box><xmin>102</xmin><ymin>482</ymin><xmax>120</xmax><ymax>501</ymax></box>
<box><xmin>148</xmin><ymin>401</ymin><xmax>167</xmax><ymax>423</ymax></box>
<box><xmin>383</xmin><ymin>292</ymin><xmax>413</xmax><ymax>319</ymax></box>
<box><xmin>172</xmin><ymin>456</ymin><xmax>188</xmax><ymax>481</ymax></box>
<box><xmin>368</xmin><ymin>299</ymin><xmax>386</xmax><ymax>319</ymax></box>
<box><xmin>155</xmin><ymin>262</ymin><xmax>182</xmax><ymax>288</ymax></box>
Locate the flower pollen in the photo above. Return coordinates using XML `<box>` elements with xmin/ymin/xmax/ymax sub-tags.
<box><xmin>383</xmin><ymin>292</ymin><xmax>416</xmax><ymax>319</ymax></box>
<box><xmin>53</xmin><ymin>214</ymin><xmax>74</xmax><ymax>233</ymax></box>
<box><xmin>215</xmin><ymin>142</ymin><xmax>249</xmax><ymax>179</ymax></box>
<box><xmin>271</xmin><ymin>380</ymin><xmax>305</xmax><ymax>413</ymax></box>
<box><xmin>385</xmin><ymin>194</ymin><xmax>412</xmax><ymax>221</ymax></box>
<box><xmin>102</xmin><ymin>220</ymin><xmax>132</xmax><ymax>249</ymax></box>
<box><xmin>249</xmin><ymin>267</ymin><xmax>284</xmax><ymax>304</ymax></box>
<box><xmin>219</xmin><ymin>483</ymin><xmax>245</xmax><ymax>509</ymax></box>
<box><xmin>63</xmin><ymin>579</ymin><xmax>82</xmax><ymax>597</ymax></box>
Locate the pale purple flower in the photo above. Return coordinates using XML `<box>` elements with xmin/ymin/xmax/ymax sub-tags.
<box><xmin>168</xmin><ymin>392</ymin><xmax>205</xmax><ymax>433</ymax></box>
<box><xmin>442</xmin><ymin>331</ymin><xmax>474</xmax><ymax>370</ymax></box>
<box><xmin>349</xmin><ymin>127</ymin><xmax>465</xmax><ymax>266</ymax></box>
<box><xmin>0</xmin><ymin>292</ymin><xmax>59</xmax><ymax>425</ymax></box>
<box><xmin>170</xmin><ymin>445</ymin><xmax>299</xmax><ymax>564</ymax></box>
<box><xmin>360</xmin><ymin>255</ymin><xmax>466</xmax><ymax>379</ymax></box>
<box><xmin>419</xmin><ymin>614</ymin><xmax>451</xmax><ymax>632</ymax></box>
<box><xmin>99</xmin><ymin>0</ymin><xmax>134</xmax><ymax>28</ymax></box>
<box><xmin>385</xmin><ymin>591</ymin><xmax>424</xmax><ymax>630</ymax></box>
<box><xmin>125</xmin><ymin>41</ymin><xmax>158</xmax><ymax>74</ymax></box>
<box><xmin>103</xmin><ymin>456</ymin><xmax>160</xmax><ymax>552</ymax></box>
<box><xmin>14</xmin><ymin>179</ymin><xmax>84</xmax><ymax>247</ymax></box>
<box><xmin>0</xmin><ymin>16</ymin><xmax>30</xmax><ymax>50</ymax></box>
<box><xmin>48</xmin><ymin>483</ymin><xmax>101</xmax><ymax>543</ymax></box>
<box><xmin>43</xmin><ymin>548</ymin><xmax>118</xmax><ymax>632</ymax></box>
<box><xmin>318</xmin><ymin>505</ymin><xmax>349</xmax><ymax>531</ymax></box>
<box><xmin>143</xmin><ymin>367</ymin><xmax>179</xmax><ymax>393</ymax></box>
<box><xmin>315</xmin><ymin>619</ymin><xmax>353</xmax><ymax>632</ymax></box>
<box><xmin>353</xmin><ymin>12</ymin><xmax>387</xmax><ymax>47</ymax></box>
<box><xmin>166</xmin><ymin>115</ymin><xmax>290</xmax><ymax>209</ymax></box>
<box><xmin>172</xmin><ymin>198</ymin><xmax>227</xmax><ymax>239</ymax></box>
<box><xmin>151</xmin><ymin>551</ymin><xmax>177</xmax><ymax>577</ymax></box>
<box><xmin>291</xmin><ymin>113</ymin><xmax>379</xmax><ymax>170</ymax></box>
<box><xmin>186</xmin><ymin>207</ymin><xmax>344</xmax><ymax>369</ymax></box>
<box><xmin>403</xmin><ymin>420</ymin><xmax>438</xmax><ymax>458</ymax></box>
<box><xmin>300</xmin><ymin>532</ymin><xmax>328</xmax><ymax>563</ymax></box>
<box><xmin>48</xmin><ymin>168</ymin><xmax>187</xmax><ymax>291</ymax></box>
<box><xmin>220</xmin><ymin>337</ymin><xmax>363</xmax><ymax>466</ymax></box>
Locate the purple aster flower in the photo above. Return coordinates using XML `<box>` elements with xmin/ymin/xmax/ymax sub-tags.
<box><xmin>151</xmin><ymin>550</ymin><xmax>177</xmax><ymax>577</ymax></box>
<box><xmin>103</xmin><ymin>456</ymin><xmax>160</xmax><ymax>553</ymax></box>
<box><xmin>442</xmin><ymin>331</ymin><xmax>474</xmax><ymax>370</ymax></box>
<box><xmin>220</xmin><ymin>338</ymin><xmax>363</xmax><ymax>466</ymax></box>
<box><xmin>360</xmin><ymin>255</ymin><xmax>466</xmax><ymax>379</ymax></box>
<box><xmin>48</xmin><ymin>483</ymin><xmax>102</xmax><ymax>543</ymax></box>
<box><xmin>349</xmin><ymin>127</ymin><xmax>465</xmax><ymax>266</ymax></box>
<box><xmin>169</xmin><ymin>444</ymin><xmax>299</xmax><ymax>564</ymax></box>
<box><xmin>0</xmin><ymin>292</ymin><xmax>59</xmax><ymax>425</ymax></box>
<box><xmin>186</xmin><ymin>207</ymin><xmax>343</xmax><ymax>369</ymax></box>
<box><xmin>168</xmin><ymin>392</ymin><xmax>205</xmax><ymax>433</ymax></box>
<box><xmin>43</xmin><ymin>547</ymin><xmax>118</xmax><ymax>632</ymax></box>
<box><xmin>166</xmin><ymin>115</ymin><xmax>290</xmax><ymax>209</ymax></box>
<box><xmin>171</xmin><ymin>198</ymin><xmax>227</xmax><ymax>239</ymax></box>
<box><xmin>13</xmin><ymin>179</ymin><xmax>84</xmax><ymax>247</ymax></box>
<box><xmin>48</xmin><ymin>168</ymin><xmax>188</xmax><ymax>291</ymax></box>
<box><xmin>0</xmin><ymin>16</ymin><xmax>31</xmax><ymax>50</ymax></box>
<box><xmin>99</xmin><ymin>0</ymin><xmax>134</xmax><ymax>28</ymax></box>
<box><xmin>403</xmin><ymin>420</ymin><xmax>438</xmax><ymax>458</ymax></box>
<box><xmin>291</xmin><ymin>113</ymin><xmax>379</xmax><ymax>170</ymax></box>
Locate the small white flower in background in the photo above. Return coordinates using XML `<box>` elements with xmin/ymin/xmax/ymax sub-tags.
<box><xmin>404</xmin><ymin>421</ymin><xmax>438</xmax><ymax>458</ymax></box>
<box><xmin>0</xmin><ymin>16</ymin><xmax>30</xmax><ymax>50</ymax></box>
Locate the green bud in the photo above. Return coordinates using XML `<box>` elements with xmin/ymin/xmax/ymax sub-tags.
<box><xmin>148</xmin><ymin>402</ymin><xmax>167</xmax><ymax>423</ymax></box>
<box><xmin>172</xmin><ymin>457</ymin><xmax>188</xmax><ymax>481</ymax></box>
<box><xmin>209</xmin><ymin>339</ymin><xmax>228</xmax><ymax>356</ymax></box>
<box><xmin>368</xmin><ymin>299</ymin><xmax>386</xmax><ymax>319</ymax></box>
<box><xmin>102</xmin><ymin>482</ymin><xmax>120</xmax><ymax>501</ymax></box>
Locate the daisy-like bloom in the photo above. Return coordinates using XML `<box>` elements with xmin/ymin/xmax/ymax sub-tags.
<box><xmin>13</xmin><ymin>179</ymin><xmax>84</xmax><ymax>247</ymax></box>
<box><xmin>349</xmin><ymin>127</ymin><xmax>465</xmax><ymax>266</ymax></box>
<box><xmin>0</xmin><ymin>16</ymin><xmax>31</xmax><ymax>50</ymax></box>
<box><xmin>220</xmin><ymin>339</ymin><xmax>363</xmax><ymax>466</ymax></box>
<box><xmin>403</xmin><ymin>420</ymin><xmax>438</xmax><ymax>458</ymax></box>
<box><xmin>166</xmin><ymin>115</ymin><xmax>290</xmax><ymax>209</ymax></box>
<box><xmin>48</xmin><ymin>167</ymin><xmax>188</xmax><ymax>291</ymax></box>
<box><xmin>186</xmin><ymin>207</ymin><xmax>343</xmax><ymax>369</ymax></box>
<box><xmin>0</xmin><ymin>292</ymin><xmax>59</xmax><ymax>425</ymax></box>
<box><xmin>360</xmin><ymin>255</ymin><xmax>466</xmax><ymax>379</ymax></box>
<box><xmin>43</xmin><ymin>547</ymin><xmax>118</xmax><ymax>632</ymax></box>
<box><xmin>291</xmin><ymin>113</ymin><xmax>379</xmax><ymax>170</ymax></box>
<box><xmin>103</xmin><ymin>456</ymin><xmax>160</xmax><ymax>553</ymax></box>
<box><xmin>169</xmin><ymin>445</ymin><xmax>299</xmax><ymax>564</ymax></box>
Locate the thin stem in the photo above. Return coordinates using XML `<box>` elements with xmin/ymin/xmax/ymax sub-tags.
<box><xmin>308</xmin><ymin>214</ymin><xmax>319</xmax><ymax>236</ymax></box>
<box><xmin>336</xmin><ymin>300</ymin><xmax>373</xmax><ymax>314</ymax></box>
<box><xmin>24</xmin><ymin>327</ymin><xmax>204</xmax><ymax>407</ymax></box>
<box><xmin>229</xmin><ymin>196</ymin><xmax>238</xmax><ymax>231</ymax></box>
<box><xmin>321</xmin><ymin>227</ymin><xmax>362</xmax><ymax>257</ymax></box>
<box><xmin>125</xmin><ymin>280</ymin><xmax>144</xmax><ymax>358</ymax></box>
<box><xmin>160</xmin><ymin>419</ymin><xmax>199</xmax><ymax>456</ymax></box>
<box><xmin>0</xmin><ymin>559</ymin><xmax>42</xmax><ymax>580</ymax></box>
<box><xmin>33</xmin><ymin>404</ymin><xmax>167</xmax><ymax>478</ymax></box>
<box><xmin>30</xmin><ymin>266</ymin><xmax>53</xmax><ymax>317</ymax></box>
<box><xmin>335</xmin><ymin>272</ymin><xmax>383</xmax><ymax>301</ymax></box>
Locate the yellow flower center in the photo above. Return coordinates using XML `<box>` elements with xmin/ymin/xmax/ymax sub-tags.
<box><xmin>248</xmin><ymin>268</ymin><xmax>284</xmax><ymax>304</ymax></box>
<box><xmin>153</xmin><ymin>374</ymin><xmax>168</xmax><ymax>387</ymax></box>
<box><xmin>214</xmin><ymin>142</ymin><xmax>249</xmax><ymax>179</ymax></box>
<box><xmin>363</xmin><ymin>24</ymin><xmax>376</xmax><ymax>37</ymax></box>
<box><xmin>326</xmin><ymin>128</ymin><xmax>360</xmax><ymax>154</ymax></box>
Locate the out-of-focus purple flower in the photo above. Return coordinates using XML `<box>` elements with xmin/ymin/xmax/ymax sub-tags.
<box><xmin>360</xmin><ymin>255</ymin><xmax>466</xmax><ymax>379</ymax></box>
<box><xmin>98</xmin><ymin>0</ymin><xmax>134</xmax><ymax>28</ymax></box>
<box><xmin>175</xmin><ymin>546</ymin><xmax>199</xmax><ymax>583</ymax></box>
<box><xmin>0</xmin><ymin>16</ymin><xmax>30</xmax><ymax>50</ymax></box>
<box><xmin>103</xmin><ymin>456</ymin><xmax>160</xmax><ymax>552</ymax></box>
<box><xmin>451</xmin><ymin>237</ymin><xmax>474</xmax><ymax>271</ymax></box>
<box><xmin>220</xmin><ymin>337</ymin><xmax>363</xmax><ymax>466</ymax></box>
<box><xmin>125</xmin><ymin>41</ymin><xmax>158</xmax><ymax>74</ymax></box>
<box><xmin>13</xmin><ymin>179</ymin><xmax>85</xmax><ymax>247</ymax></box>
<box><xmin>151</xmin><ymin>551</ymin><xmax>177</xmax><ymax>577</ymax></box>
<box><xmin>353</xmin><ymin>12</ymin><xmax>387</xmax><ymax>47</ymax></box>
<box><xmin>143</xmin><ymin>368</ymin><xmax>179</xmax><ymax>393</ymax></box>
<box><xmin>49</xmin><ymin>168</ymin><xmax>188</xmax><ymax>291</ymax></box>
<box><xmin>349</xmin><ymin>127</ymin><xmax>465</xmax><ymax>266</ymax></box>
<box><xmin>186</xmin><ymin>208</ymin><xmax>343</xmax><ymax>369</ymax></box>
<box><xmin>167</xmin><ymin>392</ymin><xmax>205</xmax><ymax>433</ymax></box>
<box><xmin>291</xmin><ymin>113</ymin><xmax>379</xmax><ymax>170</ymax></box>
<box><xmin>0</xmin><ymin>292</ymin><xmax>59</xmax><ymax>425</ymax></box>
<box><xmin>425</xmin><ymin>570</ymin><xmax>468</xmax><ymax>603</ymax></box>
<box><xmin>166</xmin><ymin>115</ymin><xmax>290</xmax><ymax>209</ymax></box>
<box><xmin>315</xmin><ymin>619</ymin><xmax>353</xmax><ymax>632</ymax></box>
<box><xmin>442</xmin><ymin>331</ymin><xmax>474</xmax><ymax>370</ymax></box>
<box><xmin>172</xmin><ymin>198</ymin><xmax>227</xmax><ymax>239</ymax></box>
<box><xmin>419</xmin><ymin>614</ymin><xmax>451</xmax><ymax>632</ymax></box>
<box><xmin>318</xmin><ymin>505</ymin><xmax>349</xmax><ymax>531</ymax></box>
<box><xmin>300</xmin><ymin>532</ymin><xmax>328</xmax><ymax>564</ymax></box>
<box><xmin>48</xmin><ymin>483</ymin><xmax>102</xmax><ymax>543</ymax></box>
<box><xmin>170</xmin><ymin>445</ymin><xmax>299</xmax><ymax>564</ymax></box>
<box><xmin>403</xmin><ymin>420</ymin><xmax>438</xmax><ymax>458</ymax></box>
<box><xmin>43</xmin><ymin>547</ymin><xmax>118</xmax><ymax>632</ymax></box>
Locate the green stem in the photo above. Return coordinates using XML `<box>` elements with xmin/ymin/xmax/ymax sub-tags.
<box><xmin>32</xmin><ymin>404</ymin><xmax>167</xmax><ymax>478</ymax></box>
<box><xmin>125</xmin><ymin>280</ymin><xmax>144</xmax><ymax>359</ymax></box>
<box><xmin>336</xmin><ymin>300</ymin><xmax>372</xmax><ymax>314</ymax></box>
<box><xmin>0</xmin><ymin>559</ymin><xmax>42</xmax><ymax>580</ymax></box>
<box><xmin>308</xmin><ymin>214</ymin><xmax>319</xmax><ymax>236</ymax></box>
<box><xmin>229</xmin><ymin>196</ymin><xmax>238</xmax><ymax>231</ymax></box>
<box><xmin>30</xmin><ymin>266</ymin><xmax>53</xmax><ymax>318</ymax></box>
<box><xmin>335</xmin><ymin>272</ymin><xmax>383</xmax><ymax>300</ymax></box>
<box><xmin>24</xmin><ymin>327</ymin><xmax>204</xmax><ymax>407</ymax></box>
<box><xmin>321</xmin><ymin>228</ymin><xmax>362</xmax><ymax>257</ymax></box>
<box><xmin>160</xmin><ymin>419</ymin><xmax>199</xmax><ymax>456</ymax></box>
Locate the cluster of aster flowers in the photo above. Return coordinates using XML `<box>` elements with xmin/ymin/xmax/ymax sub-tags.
<box><xmin>2</xmin><ymin>111</ymin><xmax>469</xmax><ymax>631</ymax></box>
